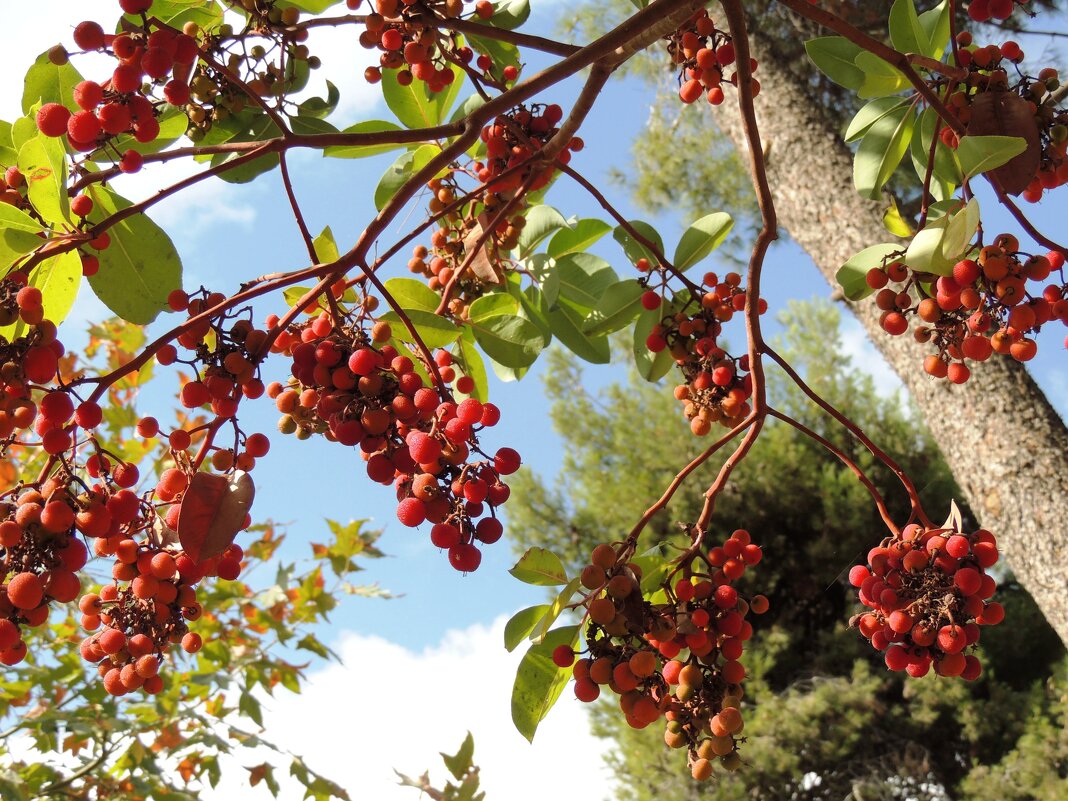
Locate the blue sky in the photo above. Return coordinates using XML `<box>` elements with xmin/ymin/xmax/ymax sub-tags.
<box><xmin>3</xmin><ymin>2</ymin><xmax>1067</xmax><ymax>797</ymax></box>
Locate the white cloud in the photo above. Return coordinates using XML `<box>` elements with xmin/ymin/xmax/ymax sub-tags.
<box><xmin>202</xmin><ymin>615</ymin><xmax>615</xmax><ymax>801</ymax></box>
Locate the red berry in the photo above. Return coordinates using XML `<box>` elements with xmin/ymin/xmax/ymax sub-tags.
<box><xmin>36</xmin><ymin>103</ymin><xmax>72</xmax><ymax>137</ymax></box>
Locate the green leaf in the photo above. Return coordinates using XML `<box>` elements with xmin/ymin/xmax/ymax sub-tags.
<box><xmin>673</xmin><ymin>212</ymin><xmax>733</xmax><ymax>271</ymax></box>
<box><xmin>487</xmin><ymin>0</ymin><xmax>530</xmax><ymax>29</ymax></box>
<box><xmin>548</xmin><ymin>303</ymin><xmax>611</xmax><ymax>363</ymax></box>
<box><xmin>889</xmin><ymin>0</ymin><xmax>928</xmax><ymax>57</ymax></box>
<box><xmin>835</xmin><ymin>243</ymin><xmax>904</xmax><ymax>301</ymax></box>
<box><xmin>555</xmin><ymin>253</ymin><xmax>618</xmax><ymax>312</ymax></box>
<box><xmin>465</xmin><ymin>31</ymin><xmax>521</xmax><ymax>79</ymax></box>
<box><xmin>0</xmin><ymin>120</ymin><xmax>17</xmax><ymax>165</ymax></box>
<box><xmin>22</xmin><ymin>50</ymin><xmax>84</xmax><ymax>115</ymax></box>
<box><xmin>0</xmin><ymin>250</ymin><xmax>80</xmax><ymax>342</ymax></box>
<box><xmin>381</xmin><ymin>64</ymin><xmax>462</xmax><ymax>129</ymax></box>
<box><xmin>239</xmin><ymin>692</ymin><xmax>264</xmax><ymax>727</ymax></box>
<box><xmin>84</xmin><ymin>185</ymin><xmax>182</xmax><ymax>324</ymax></box>
<box><xmin>516</xmin><ymin>205</ymin><xmax>567</xmax><ymax>258</ymax></box>
<box><xmin>546</xmin><ymin>218</ymin><xmax>612</xmax><ymax>259</ymax></box>
<box><xmin>909</xmin><ymin>105</ymin><xmax>960</xmax><ymax>199</ymax></box>
<box><xmin>883</xmin><ymin>197</ymin><xmax>914</xmax><ymax>238</ymax></box>
<box><xmin>282</xmin><ymin>0</ymin><xmax>346</xmax><ymax>11</ymax></box>
<box><xmin>612</xmin><ymin>220</ymin><xmax>664</xmax><ymax>267</ymax></box>
<box><xmin>511</xmin><ymin>625</ymin><xmax>580</xmax><ymax>742</ymax></box>
<box><xmin>956</xmin><ymin>135</ymin><xmax>1028</xmax><ymax>179</ymax></box>
<box><xmin>323</xmin><ymin>120</ymin><xmax>407</xmax><ymax>159</ymax></box>
<box><xmin>525</xmin><ymin>253</ymin><xmax>560</xmax><ymax>307</ymax></box>
<box><xmin>632</xmin><ymin>305</ymin><xmax>674</xmax><ymax>382</ymax></box>
<box><xmin>940</xmin><ymin>197</ymin><xmax>980</xmax><ymax>261</ymax></box>
<box><xmin>380</xmin><ymin>308</ymin><xmax>460</xmax><ymax>349</ymax></box>
<box><xmin>451</xmin><ymin>93</ymin><xmax>488</xmax><ymax>125</ymax></box>
<box><xmin>451</xmin><ymin>332</ymin><xmax>489</xmax><ymax>401</ymax></box>
<box><xmin>905</xmin><ymin>214</ymin><xmax>955</xmax><ymax>276</ymax></box>
<box><xmin>468</xmin><ymin>313</ymin><xmax>543</xmax><ymax>368</ymax></box>
<box><xmin>509</xmin><ymin>547</ymin><xmax>569</xmax><ymax>586</ymax></box>
<box><xmin>374</xmin><ymin>144</ymin><xmax>438</xmax><ymax>211</ymax></box>
<box><xmin>128</xmin><ymin>0</ymin><xmax>225</xmax><ymax>28</ymax></box>
<box><xmin>209</xmin><ymin>113</ymin><xmax>283</xmax><ymax>183</ymax></box>
<box><xmin>0</xmin><ymin>204</ymin><xmax>46</xmax><ymax>271</ymax></box>
<box><xmin>805</xmin><ymin>37</ymin><xmax>866</xmax><ymax>90</ymax></box>
<box><xmin>299</xmin><ymin>80</ymin><xmax>341</xmax><ymax>119</ymax></box>
<box><xmin>384</xmin><ymin>277</ymin><xmax>439</xmax><ymax>312</ymax></box>
<box><xmin>530</xmin><ymin>577</ymin><xmax>581</xmax><ymax>643</ymax></box>
<box><xmin>442</xmin><ymin>732</ymin><xmax>476</xmax><ymax>781</ymax></box>
<box><xmin>469</xmin><ymin>292</ymin><xmax>519</xmax><ymax>321</ymax></box>
<box><xmin>855</xmin><ymin>51</ymin><xmax>910</xmax><ymax>99</ymax></box>
<box><xmin>845</xmin><ymin>97</ymin><xmax>911</xmax><ymax>143</ymax></box>
<box><xmin>311</xmin><ymin>225</ymin><xmax>340</xmax><ymax>263</ymax></box>
<box><xmin>854</xmin><ymin>104</ymin><xmax>916</xmax><ymax>199</ymax></box>
<box><xmin>18</xmin><ymin>134</ymin><xmax>68</xmax><ymax>224</ymax></box>
<box><xmin>504</xmin><ymin>605</ymin><xmax>552</xmax><ymax>652</ymax></box>
<box><xmin>918</xmin><ymin>1</ymin><xmax>951</xmax><ymax>58</ymax></box>
<box><xmin>582</xmin><ymin>279</ymin><xmax>644</xmax><ymax>336</ymax></box>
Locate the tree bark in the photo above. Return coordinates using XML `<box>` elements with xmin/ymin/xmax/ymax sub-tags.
<box><xmin>713</xmin><ymin>27</ymin><xmax>1068</xmax><ymax>647</ymax></box>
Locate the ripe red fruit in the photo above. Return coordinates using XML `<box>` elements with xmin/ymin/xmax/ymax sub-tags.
<box><xmin>119</xmin><ymin>150</ymin><xmax>144</xmax><ymax>174</ymax></box>
<box><xmin>73</xmin><ymin>21</ymin><xmax>106</xmax><ymax>50</ymax></box>
<box><xmin>552</xmin><ymin>644</ymin><xmax>575</xmax><ymax>667</ymax></box>
<box><xmin>475</xmin><ymin>517</ymin><xmax>503</xmax><ymax>544</ymax></box>
<box><xmin>396</xmin><ymin>497</ymin><xmax>427</xmax><ymax>527</ymax></box>
<box><xmin>494</xmin><ymin>447</ymin><xmax>521</xmax><ymax>475</ymax></box>
<box><xmin>448</xmin><ymin>542</ymin><xmax>482</xmax><ymax>572</ymax></box>
<box><xmin>36</xmin><ymin>103</ymin><xmax>72</xmax><ymax>137</ymax></box>
<box><xmin>7</xmin><ymin>572</ymin><xmax>43</xmax><ymax>609</ymax></box>
<box><xmin>640</xmin><ymin>290</ymin><xmax>661</xmax><ymax>310</ymax></box>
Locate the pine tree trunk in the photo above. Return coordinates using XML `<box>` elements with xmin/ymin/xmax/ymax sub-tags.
<box><xmin>713</xmin><ymin>28</ymin><xmax>1068</xmax><ymax>647</ymax></box>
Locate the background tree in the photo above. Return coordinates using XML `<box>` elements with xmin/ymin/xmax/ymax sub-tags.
<box><xmin>508</xmin><ymin>299</ymin><xmax>1067</xmax><ymax>800</ymax></box>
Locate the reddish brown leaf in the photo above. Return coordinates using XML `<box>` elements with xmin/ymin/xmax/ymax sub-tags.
<box><xmin>966</xmin><ymin>91</ymin><xmax>1041</xmax><ymax>195</ymax></box>
<box><xmin>464</xmin><ymin>214</ymin><xmax>503</xmax><ymax>284</ymax></box>
<box><xmin>178</xmin><ymin>471</ymin><xmax>255</xmax><ymax>563</ymax></box>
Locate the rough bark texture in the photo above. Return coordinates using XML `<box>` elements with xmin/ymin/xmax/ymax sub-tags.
<box><xmin>713</xmin><ymin>27</ymin><xmax>1068</xmax><ymax>647</ymax></box>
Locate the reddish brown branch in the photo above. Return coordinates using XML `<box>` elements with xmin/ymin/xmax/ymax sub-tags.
<box><xmin>278</xmin><ymin>152</ymin><xmax>318</xmax><ymax>262</ymax></box>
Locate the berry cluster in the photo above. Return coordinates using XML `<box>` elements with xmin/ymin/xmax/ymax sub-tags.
<box><xmin>940</xmin><ymin>30</ymin><xmax>1066</xmax><ymax>200</ymax></box>
<box><xmin>966</xmin><ymin>0</ymin><xmax>1031</xmax><ymax>23</ymax></box>
<box><xmin>643</xmin><ymin>272</ymin><xmax>765</xmax><ymax>435</ymax></box>
<box><xmin>560</xmin><ymin>530</ymin><xmax>765</xmax><ymax>780</ymax></box>
<box><xmin>0</xmin><ymin>168</ymin><xmax>28</xmax><ymax>211</ymax></box>
<box><xmin>355</xmin><ymin>0</ymin><xmax>497</xmax><ymax>91</ymax></box>
<box><xmin>668</xmin><ymin>8</ymin><xmax>758</xmax><ymax>107</ymax></box>
<box><xmin>849</xmin><ymin>519</ymin><xmax>1003</xmax><ymax>679</ymax></box>
<box><xmin>267</xmin><ymin>309</ymin><xmax>518</xmax><ymax>571</ymax></box>
<box><xmin>407</xmin><ymin>173</ymin><xmax>527</xmax><ymax>317</ymax></box>
<box><xmin>867</xmin><ymin>235</ymin><xmax>1066</xmax><ymax>382</ymax></box>
<box><xmin>478</xmin><ymin>104</ymin><xmax>580</xmax><ymax>194</ymax></box>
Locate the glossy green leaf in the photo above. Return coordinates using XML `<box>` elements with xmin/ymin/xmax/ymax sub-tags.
<box><xmin>84</xmin><ymin>185</ymin><xmax>182</xmax><ymax>324</ymax></box>
<box><xmin>323</xmin><ymin>120</ymin><xmax>407</xmax><ymax>159</ymax></box>
<box><xmin>845</xmin><ymin>97</ymin><xmax>911</xmax><ymax>143</ymax></box>
<box><xmin>612</xmin><ymin>220</ymin><xmax>664</xmax><ymax>267</ymax></box>
<box><xmin>548</xmin><ymin>303</ymin><xmax>610</xmax><ymax>364</ymax></box>
<box><xmin>22</xmin><ymin>50</ymin><xmax>84</xmax><ymax>115</ymax></box>
<box><xmin>511</xmin><ymin>625</ymin><xmax>580</xmax><ymax>742</ymax></box>
<box><xmin>547</xmin><ymin>218</ymin><xmax>611</xmax><ymax>259</ymax></box>
<box><xmin>488</xmin><ymin>0</ymin><xmax>530</xmax><ymax>29</ymax></box>
<box><xmin>854</xmin><ymin>104</ymin><xmax>916</xmax><ymax>199</ymax></box>
<box><xmin>210</xmin><ymin>113</ymin><xmax>283</xmax><ymax>183</ymax></box>
<box><xmin>673</xmin><ymin>212</ymin><xmax>733</xmax><ymax>271</ymax></box>
<box><xmin>469</xmin><ymin>313</ymin><xmax>543</xmax><ymax>368</ymax></box>
<box><xmin>380</xmin><ymin>308</ymin><xmax>460</xmax><ymax>349</ymax></box>
<box><xmin>0</xmin><ymin>204</ymin><xmax>46</xmax><ymax>271</ymax></box>
<box><xmin>525</xmin><ymin>253</ymin><xmax>560</xmax><ymax>307</ymax></box>
<box><xmin>905</xmin><ymin>214</ymin><xmax>955</xmax><ymax>276</ymax></box>
<box><xmin>632</xmin><ymin>305</ymin><xmax>674</xmax><ymax>382</ymax></box>
<box><xmin>506</xmin><ymin>278</ymin><xmax>552</xmax><ymax>346</ymax></box>
<box><xmin>516</xmin><ymin>205</ymin><xmax>567</xmax><ymax>258</ymax></box>
<box><xmin>504</xmin><ymin>605</ymin><xmax>552</xmax><ymax>652</ymax></box>
<box><xmin>956</xmin><ymin>135</ymin><xmax>1028</xmax><ymax>179</ymax></box>
<box><xmin>128</xmin><ymin>0</ymin><xmax>225</xmax><ymax>27</ymax></box>
<box><xmin>805</xmin><ymin>37</ymin><xmax>865</xmax><ymax>90</ymax></box>
<box><xmin>888</xmin><ymin>0</ymin><xmax>928</xmax><ymax>57</ymax></box>
<box><xmin>835</xmin><ymin>243</ymin><xmax>905</xmax><ymax>301</ymax></box>
<box><xmin>555</xmin><ymin>253</ymin><xmax>618</xmax><ymax>312</ymax></box>
<box><xmin>381</xmin><ymin>63</ymin><xmax>462</xmax><ymax>129</ymax></box>
<box><xmin>469</xmin><ymin>292</ymin><xmax>519</xmax><ymax>321</ymax></box>
<box><xmin>582</xmin><ymin>279</ymin><xmax>644</xmax><ymax>336</ymax></box>
<box><xmin>312</xmin><ymin>225</ymin><xmax>340</xmax><ymax>263</ymax></box>
<box><xmin>530</xmin><ymin>576</ymin><xmax>582</xmax><ymax>643</ymax></box>
<box><xmin>855</xmin><ymin>51</ymin><xmax>910</xmax><ymax>99</ymax></box>
<box><xmin>384</xmin><ymin>277</ymin><xmax>439</xmax><ymax>312</ymax></box>
<box><xmin>918</xmin><ymin>1</ymin><xmax>951</xmax><ymax>58</ymax></box>
<box><xmin>509</xmin><ymin>547</ymin><xmax>569</xmax><ymax>586</ymax></box>
<box><xmin>299</xmin><ymin>80</ymin><xmax>341</xmax><ymax>120</ymax></box>
<box><xmin>0</xmin><ymin>121</ymin><xmax>16</xmax><ymax>165</ymax></box>
<box><xmin>18</xmin><ymin>134</ymin><xmax>68</xmax><ymax>224</ymax></box>
<box><xmin>374</xmin><ymin>144</ymin><xmax>438</xmax><ymax>211</ymax></box>
<box><xmin>465</xmin><ymin>31</ymin><xmax>521</xmax><ymax>78</ymax></box>
<box><xmin>940</xmin><ymin>197</ymin><xmax>980</xmax><ymax>261</ymax></box>
<box><xmin>909</xmin><ymin>105</ymin><xmax>960</xmax><ymax>200</ymax></box>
